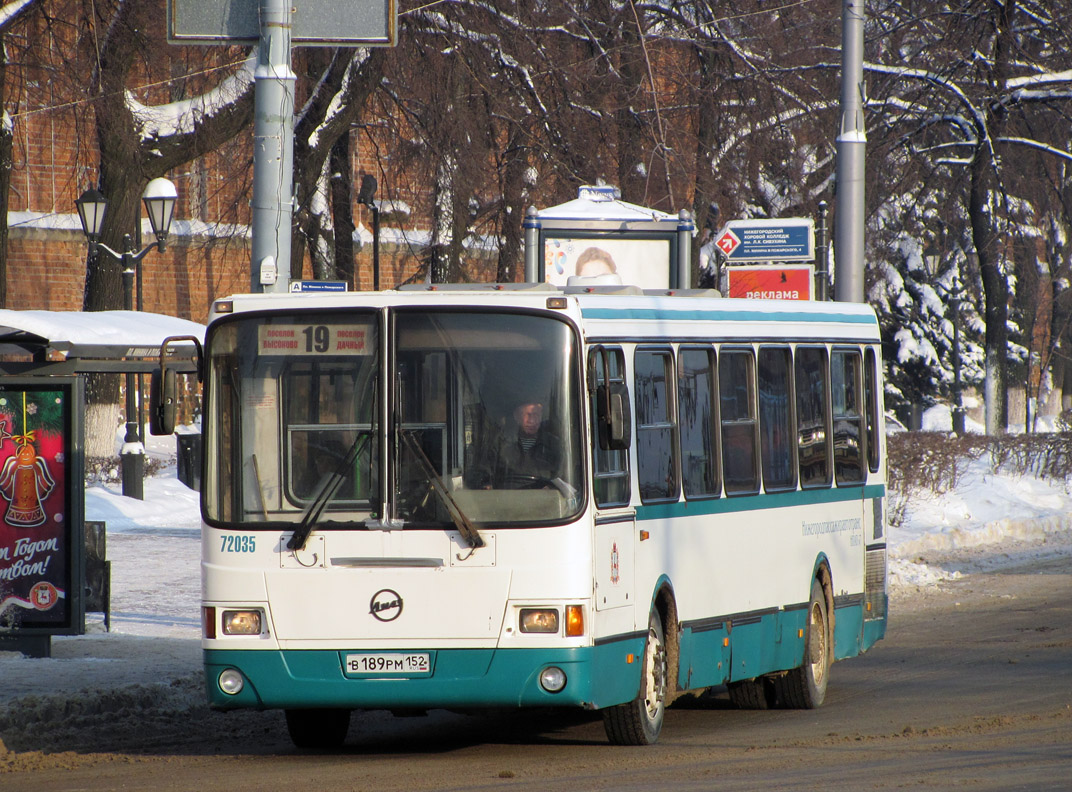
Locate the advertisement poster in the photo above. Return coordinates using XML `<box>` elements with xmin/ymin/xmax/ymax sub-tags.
<box><xmin>0</xmin><ymin>380</ymin><xmax>81</xmax><ymax>633</ymax></box>
<box><xmin>726</xmin><ymin>265</ymin><xmax>814</xmax><ymax>301</ymax></box>
<box><xmin>543</xmin><ymin>236</ymin><xmax>672</xmax><ymax>289</ymax></box>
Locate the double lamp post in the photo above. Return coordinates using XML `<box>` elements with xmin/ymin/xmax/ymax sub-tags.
<box><xmin>74</xmin><ymin>178</ymin><xmax>178</xmax><ymax>500</ymax></box>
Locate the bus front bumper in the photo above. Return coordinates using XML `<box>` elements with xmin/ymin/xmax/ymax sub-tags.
<box><xmin>204</xmin><ymin>641</ymin><xmax>644</xmax><ymax>712</ymax></box>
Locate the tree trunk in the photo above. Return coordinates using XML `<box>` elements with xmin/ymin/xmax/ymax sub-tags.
<box><xmin>971</xmin><ymin>154</ymin><xmax>1007</xmax><ymax>435</ymax></box>
<box><xmin>429</xmin><ymin>154</ymin><xmax>456</xmax><ymax>284</ymax></box>
<box><xmin>330</xmin><ymin>133</ymin><xmax>355</xmax><ymax>286</ymax></box>
<box><xmin>0</xmin><ymin>44</ymin><xmax>10</xmax><ymax>309</ymax></box>
<box><xmin>691</xmin><ymin>37</ymin><xmax>730</xmax><ymax>287</ymax></box>
<box><xmin>496</xmin><ymin>126</ymin><xmax>530</xmax><ymax>283</ymax></box>
<box><xmin>614</xmin><ymin>13</ymin><xmax>648</xmax><ymax>205</ymax></box>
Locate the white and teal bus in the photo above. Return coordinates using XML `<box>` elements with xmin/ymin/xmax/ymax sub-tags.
<box><xmin>162</xmin><ymin>283</ymin><xmax>887</xmax><ymax>748</ymax></box>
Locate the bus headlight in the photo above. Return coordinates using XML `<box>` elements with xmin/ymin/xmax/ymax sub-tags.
<box><xmin>222</xmin><ymin>609</ymin><xmax>264</xmax><ymax>635</ymax></box>
<box><xmin>520</xmin><ymin>608</ymin><xmax>559</xmax><ymax>634</ymax></box>
<box><xmin>539</xmin><ymin>666</ymin><xmax>567</xmax><ymax>693</ymax></box>
<box><xmin>219</xmin><ymin>668</ymin><xmax>245</xmax><ymax>695</ymax></box>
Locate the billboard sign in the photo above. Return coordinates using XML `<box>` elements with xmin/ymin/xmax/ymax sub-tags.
<box><xmin>0</xmin><ymin>378</ymin><xmax>84</xmax><ymax>636</ymax></box>
<box><xmin>727</xmin><ymin>265</ymin><xmax>814</xmax><ymax>301</ymax></box>
<box><xmin>543</xmin><ymin>236</ymin><xmax>672</xmax><ymax>289</ymax></box>
<box><xmin>168</xmin><ymin>0</ymin><xmax>397</xmax><ymax>46</ymax></box>
<box><xmin>715</xmin><ymin>218</ymin><xmax>815</xmax><ymax>262</ymax></box>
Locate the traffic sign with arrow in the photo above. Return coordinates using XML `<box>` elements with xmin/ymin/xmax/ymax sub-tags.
<box><xmin>713</xmin><ymin>218</ymin><xmax>815</xmax><ymax>262</ymax></box>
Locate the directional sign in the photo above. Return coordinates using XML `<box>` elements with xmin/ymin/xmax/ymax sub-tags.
<box><xmin>715</xmin><ymin>228</ymin><xmax>741</xmax><ymax>257</ymax></box>
<box><xmin>714</xmin><ymin>219</ymin><xmax>815</xmax><ymax>263</ymax></box>
<box><xmin>289</xmin><ymin>280</ymin><xmax>348</xmax><ymax>293</ymax></box>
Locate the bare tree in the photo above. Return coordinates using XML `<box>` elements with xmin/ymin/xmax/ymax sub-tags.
<box><xmin>79</xmin><ymin>0</ymin><xmax>255</xmax><ymax>456</ymax></box>
<box><xmin>0</xmin><ymin>0</ymin><xmax>43</xmax><ymax>308</ymax></box>
<box><xmin>291</xmin><ymin>47</ymin><xmax>385</xmax><ymax>281</ymax></box>
<box><xmin>867</xmin><ymin>0</ymin><xmax>1072</xmax><ymax>433</ymax></box>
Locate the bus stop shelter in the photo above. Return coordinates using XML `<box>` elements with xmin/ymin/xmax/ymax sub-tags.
<box><xmin>0</xmin><ymin>309</ymin><xmax>202</xmax><ymax>657</ymax></box>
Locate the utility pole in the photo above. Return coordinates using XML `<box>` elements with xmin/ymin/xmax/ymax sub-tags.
<box><xmin>250</xmin><ymin>0</ymin><xmax>296</xmax><ymax>293</ymax></box>
<box><xmin>835</xmin><ymin>0</ymin><xmax>866</xmax><ymax>303</ymax></box>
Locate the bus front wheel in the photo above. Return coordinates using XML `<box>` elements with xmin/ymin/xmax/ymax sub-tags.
<box><xmin>773</xmin><ymin>578</ymin><xmax>830</xmax><ymax>708</ymax></box>
<box><xmin>285</xmin><ymin>707</ymin><xmax>351</xmax><ymax>750</ymax></box>
<box><xmin>602</xmin><ymin>609</ymin><xmax>668</xmax><ymax>745</ymax></box>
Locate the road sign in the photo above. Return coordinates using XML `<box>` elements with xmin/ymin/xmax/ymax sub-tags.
<box><xmin>714</xmin><ymin>219</ymin><xmax>815</xmax><ymax>262</ymax></box>
<box><xmin>727</xmin><ymin>265</ymin><xmax>814</xmax><ymax>301</ymax></box>
<box><xmin>715</xmin><ymin>228</ymin><xmax>741</xmax><ymax>257</ymax></box>
<box><xmin>169</xmin><ymin>0</ymin><xmax>397</xmax><ymax>46</ymax></box>
<box><xmin>289</xmin><ymin>280</ymin><xmax>348</xmax><ymax>293</ymax></box>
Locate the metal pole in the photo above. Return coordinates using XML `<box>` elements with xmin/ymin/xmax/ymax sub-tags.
<box><xmin>120</xmin><ymin>236</ymin><xmax>144</xmax><ymax>500</ymax></box>
<box><xmin>250</xmin><ymin>0</ymin><xmax>296</xmax><ymax>293</ymax></box>
<box><xmin>372</xmin><ymin>205</ymin><xmax>381</xmax><ymax>290</ymax></box>
<box><xmin>815</xmin><ymin>200</ymin><xmax>829</xmax><ymax>301</ymax></box>
<box><xmin>523</xmin><ymin>206</ymin><xmax>539</xmax><ymax>283</ymax></box>
<box><xmin>676</xmin><ymin>210</ymin><xmax>694</xmax><ymax>289</ymax></box>
<box><xmin>135</xmin><ymin>256</ymin><xmax>145</xmax><ymax>446</ymax></box>
<box><xmin>951</xmin><ymin>294</ymin><xmax>964</xmax><ymax>434</ymax></box>
<box><xmin>834</xmin><ymin>0</ymin><xmax>866</xmax><ymax>303</ymax></box>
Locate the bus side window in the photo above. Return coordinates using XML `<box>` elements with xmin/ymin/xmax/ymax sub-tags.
<box><xmin>758</xmin><ymin>346</ymin><xmax>795</xmax><ymax>491</ymax></box>
<box><xmin>678</xmin><ymin>346</ymin><xmax>719</xmax><ymax>499</ymax></box>
<box><xmin>795</xmin><ymin>346</ymin><xmax>831</xmax><ymax>488</ymax></box>
<box><xmin>635</xmin><ymin>348</ymin><xmax>679</xmax><ymax>503</ymax></box>
<box><xmin>589</xmin><ymin>347</ymin><xmax>631</xmax><ymax>507</ymax></box>
<box><xmin>719</xmin><ymin>349</ymin><xmax>759</xmax><ymax>495</ymax></box>
<box><xmin>832</xmin><ymin>348</ymin><xmax>864</xmax><ymax>485</ymax></box>
<box><xmin>864</xmin><ymin>347</ymin><xmax>881</xmax><ymax>473</ymax></box>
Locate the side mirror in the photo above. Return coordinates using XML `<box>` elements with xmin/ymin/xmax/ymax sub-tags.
<box><xmin>149</xmin><ymin>367</ymin><xmax>177</xmax><ymax>436</ymax></box>
<box><xmin>596</xmin><ymin>382</ymin><xmax>631</xmax><ymax>451</ymax></box>
<box><xmin>149</xmin><ymin>334</ymin><xmax>204</xmax><ymax>436</ymax></box>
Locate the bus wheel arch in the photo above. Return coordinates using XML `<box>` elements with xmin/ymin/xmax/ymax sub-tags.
<box><xmin>815</xmin><ymin>560</ymin><xmax>834</xmax><ymax>646</ymax></box>
<box><xmin>773</xmin><ymin>569</ymin><xmax>832</xmax><ymax>709</ymax></box>
<box><xmin>601</xmin><ymin>586</ymin><xmax>677</xmax><ymax>745</ymax></box>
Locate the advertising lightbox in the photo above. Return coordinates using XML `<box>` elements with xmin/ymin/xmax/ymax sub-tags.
<box><xmin>726</xmin><ymin>265</ymin><xmax>814</xmax><ymax>301</ymax></box>
<box><xmin>0</xmin><ymin>378</ymin><xmax>84</xmax><ymax>637</ymax></box>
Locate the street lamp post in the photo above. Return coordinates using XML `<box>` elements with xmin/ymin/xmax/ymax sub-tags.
<box><xmin>75</xmin><ymin>178</ymin><xmax>178</xmax><ymax>500</ymax></box>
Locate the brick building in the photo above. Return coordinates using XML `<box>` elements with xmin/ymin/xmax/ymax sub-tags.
<box><xmin>3</xmin><ymin>45</ymin><xmax>481</xmax><ymax>323</ymax></box>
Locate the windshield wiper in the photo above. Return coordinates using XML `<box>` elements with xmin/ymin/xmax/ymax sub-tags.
<box><xmin>400</xmin><ymin>429</ymin><xmax>485</xmax><ymax>550</ymax></box>
<box><xmin>287</xmin><ymin>432</ymin><xmax>372</xmax><ymax>552</ymax></box>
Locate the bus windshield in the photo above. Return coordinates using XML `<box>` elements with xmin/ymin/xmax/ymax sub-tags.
<box><xmin>203</xmin><ymin>308</ymin><xmax>584</xmax><ymax>529</ymax></box>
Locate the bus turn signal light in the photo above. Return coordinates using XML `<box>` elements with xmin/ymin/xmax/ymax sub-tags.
<box><xmin>565</xmin><ymin>605</ymin><xmax>584</xmax><ymax>637</ymax></box>
<box><xmin>203</xmin><ymin>606</ymin><xmax>216</xmax><ymax>639</ymax></box>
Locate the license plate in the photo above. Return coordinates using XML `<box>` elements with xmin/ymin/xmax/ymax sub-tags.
<box><xmin>344</xmin><ymin>652</ymin><xmax>431</xmax><ymax>676</ymax></box>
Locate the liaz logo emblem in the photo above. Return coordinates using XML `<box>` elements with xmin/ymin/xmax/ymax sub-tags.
<box><xmin>369</xmin><ymin>588</ymin><xmax>403</xmax><ymax>622</ymax></box>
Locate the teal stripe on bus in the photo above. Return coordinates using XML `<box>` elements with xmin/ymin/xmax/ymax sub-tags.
<box><xmin>636</xmin><ymin>483</ymin><xmax>885</xmax><ymax>521</ymax></box>
<box><xmin>580</xmin><ymin>306</ymin><xmax>879</xmax><ymax>326</ymax></box>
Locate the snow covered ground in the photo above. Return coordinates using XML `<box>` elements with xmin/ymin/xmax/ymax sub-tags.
<box><xmin>1</xmin><ymin>421</ymin><xmax>1071</xmax><ymax>704</ymax></box>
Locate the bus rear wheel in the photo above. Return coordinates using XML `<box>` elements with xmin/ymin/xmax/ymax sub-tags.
<box><xmin>728</xmin><ymin>677</ymin><xmax>772</xmax><ymax>709</ymax></box>
<box><xmin>773</xmin><ymin>578</ymin><xmax>830</xmax><ymax>709</ymax></box>
<box><xmin>285</xmin><ymin>707</ymin><xmax>351</xmax><ymax>750</ymax></box>
<box><xmin>602</xmin><ymin>609</ymin><xmax>668</xmax><ymax>745</ymax></box>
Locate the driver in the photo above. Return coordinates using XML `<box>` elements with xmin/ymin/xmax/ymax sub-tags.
<box><xmin>474</xmin><ymin>399</ymin><xmax>562</xmax><ymax>489</ymax></box>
